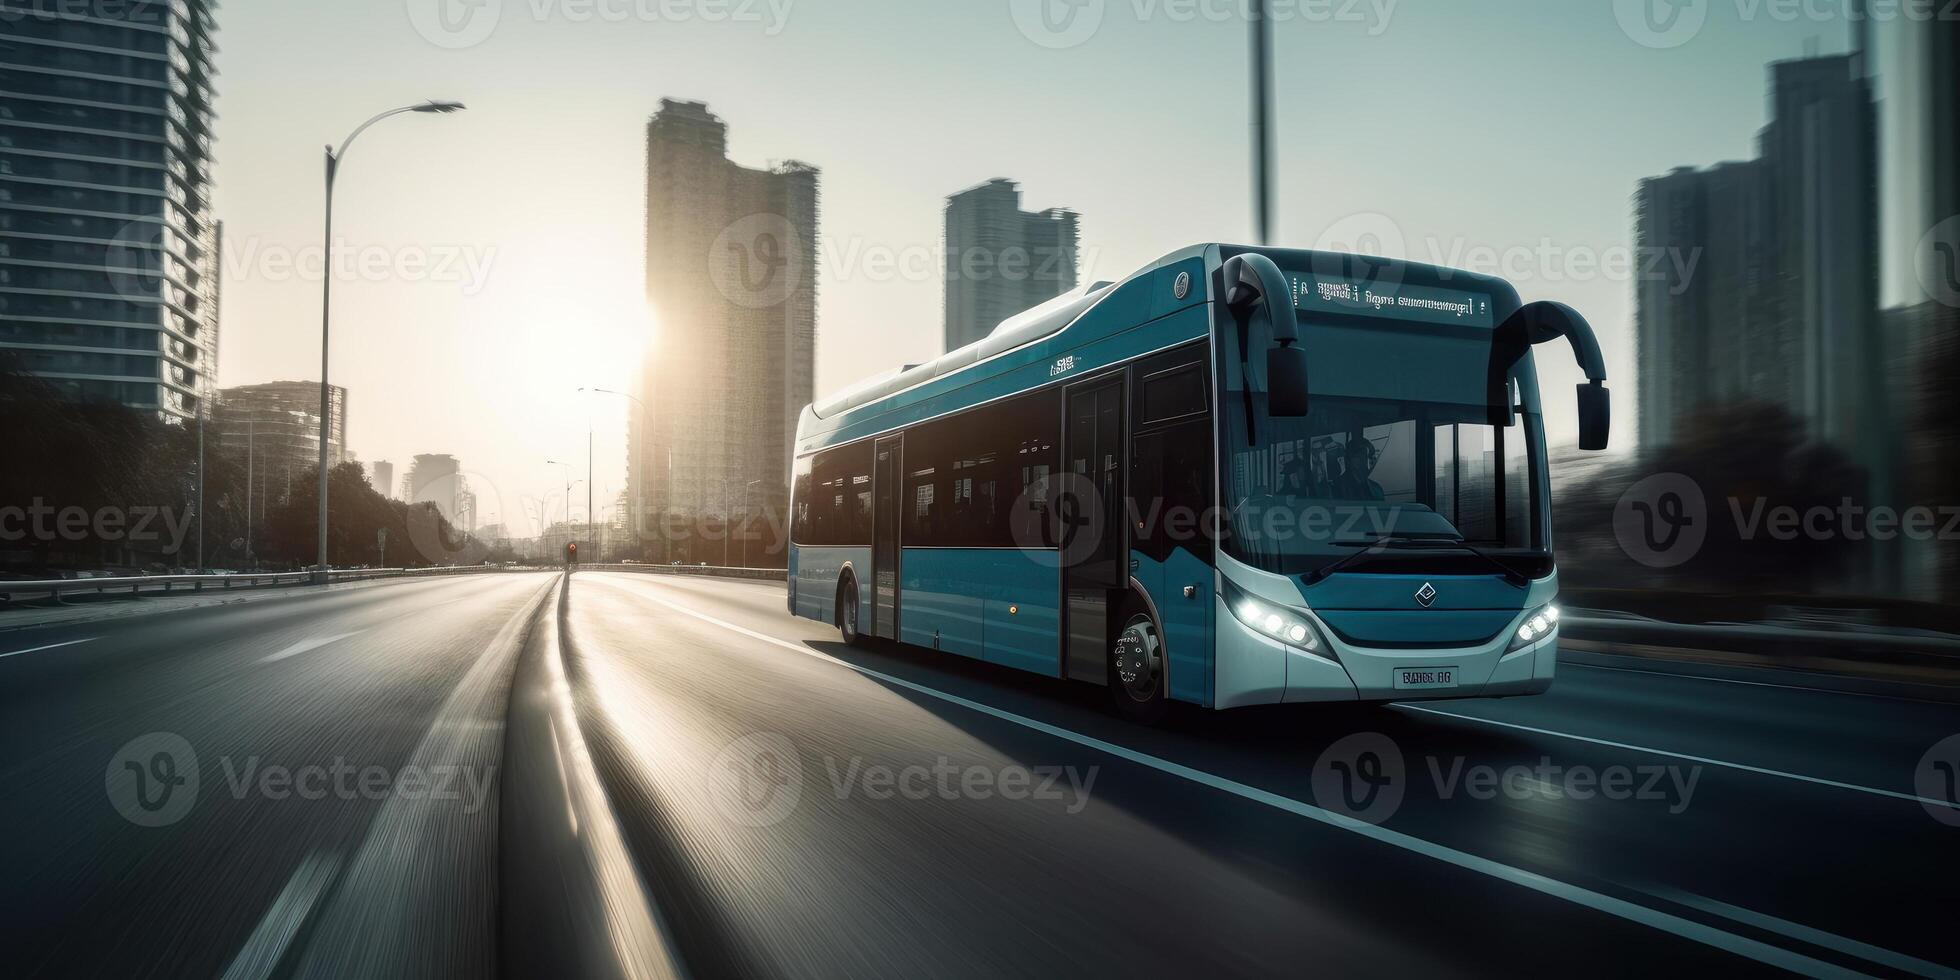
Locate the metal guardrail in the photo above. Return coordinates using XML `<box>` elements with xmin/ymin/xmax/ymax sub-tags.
<box><xmin>0</xmin><ymin>565</ymin><xmax>516</xmax><ymax>604</ymax></box>
<box><xmin>577</xmin><ymin>563</ymin><xmax>787</xmax><ymax>582</ymax></box>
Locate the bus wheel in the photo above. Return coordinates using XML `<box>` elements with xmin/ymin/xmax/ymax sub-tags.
<box><xmin>1109</xmin><ymin>610</ymin><xmax>1168</xmax><ymax>723</ymax></box>
<box><xmin>837</xmin><ymin>575</ymin><xmax>863</xmax><ymax>646</ymax></box>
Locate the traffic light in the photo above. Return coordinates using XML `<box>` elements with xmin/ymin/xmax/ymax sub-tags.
<box><xmin>567</xmin><ymin>541</ymin><xmax>578</xmax><ymax>565</ymax></box>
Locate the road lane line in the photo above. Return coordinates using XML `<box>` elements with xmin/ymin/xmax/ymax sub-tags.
<box><xmin>1566</xmin><ymin>659</ymin><xmax>1954</xmax><ymax>705</ymax></box>
<box><xmin>260</xmin><ymin>630</ymin><xmax>365</xmax><ymax>664</ymax></box>
<box><xmin>1398</xmin><ymin>704</ymin><xmax>1957</xmax><ymax>811</ymax></box>
<box><xmin>592</xmin><ymin>579</ymin><xmax>1873</xmax><ymax>979</ymax></box>
<box><xmin>287</xmin><ymin>582</ymin><xmax>557</xmax><ymax>979</ymax></box>
<box><xmin>219</xmin><ymin>851</ymin><xmax>341</xmax><ymax>980</ymax></box>
<box><xmin>0</xmin><ymin>637</ymin><xmax>97</xmax><ymax>660</ymax></box>
<box><xmin>1637</xmin><ymin>886</ymin><xmax>1960</xmax><ymax>980</ymax></box>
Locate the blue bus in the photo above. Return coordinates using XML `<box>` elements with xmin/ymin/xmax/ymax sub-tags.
<box><xmin>788</xmin><ymin>245</ymin><xmax>1610</xmax><ymax>720</ymax></box>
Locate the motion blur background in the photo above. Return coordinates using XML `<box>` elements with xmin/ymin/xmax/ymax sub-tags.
<box><xmin>1</xmin><ymin>0</ymin><xmax>1955</xmax><ymax>628</ymax></box>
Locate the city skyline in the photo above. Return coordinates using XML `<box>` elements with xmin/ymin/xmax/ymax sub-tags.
<box><xmin>188</xmin><ymin>2</ymin><xmax>1915</xmax><ymax>531</ymax></box>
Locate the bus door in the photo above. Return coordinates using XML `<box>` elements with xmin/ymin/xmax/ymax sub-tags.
<box><xmin>1061</xmin><ymin>377</ymin><xmax>1126</xmax><ymax>683</ymax></box>
<box><xmin>872</xmin><ymin>434</ymin><xmax>902</xmax><ymax>640</ymax></box>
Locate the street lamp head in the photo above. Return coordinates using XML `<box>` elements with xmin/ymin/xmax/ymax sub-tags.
<box><xmin>414</xmin><ymin>101</ymin><xmax>467</xmax><ymax>114</ymax></box>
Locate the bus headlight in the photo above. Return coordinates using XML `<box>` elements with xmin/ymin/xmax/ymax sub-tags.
<box><xmin>1224</xmin><ymin>580</ymin><xmax>1324</xmax><ymax>653</ymax></box>
<box><xmin>1510</xmin><ymin>604</ymin><xmax>1559</xmax><ymax>650</ymax></box>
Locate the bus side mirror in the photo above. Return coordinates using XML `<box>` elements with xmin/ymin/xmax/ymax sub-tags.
<box><xmin>1494</xmin><ymin>300</ymin><xmax>1611</xmax><ymax>451</ymax></box>
<box><xmin>1267</xmin><ymin>346</ymin><xmax>1310</xmax><ymax>417</ymax></box>
<box><xmin>1223</xmin><ymin>252</ymin><xmax>1310</xmax><ymax>418</ymax></box>
<box><xmin>1577</xmin><ymin>382</ymin><xmax>1610</xmax><ymax>451</ymax></box>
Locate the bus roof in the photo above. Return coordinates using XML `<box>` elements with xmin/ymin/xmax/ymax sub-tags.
<box><xmin>796</xmin><ymin>244</ymin><xmax>1522</xmax><ymax>454</ymax></box>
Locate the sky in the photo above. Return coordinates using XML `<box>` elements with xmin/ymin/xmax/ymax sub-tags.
<box><xmin>211</xmin><ymin>0</ymin><xmax>1882</xmax><ymax>536</ymax></box>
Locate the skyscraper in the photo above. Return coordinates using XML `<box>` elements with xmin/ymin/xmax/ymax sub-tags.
<box><xmin>1634</xmin><ymin>48</ymin><xmax>1880</xmax><ymax>469</ymax></box>
<box><xmin>213</xmin><ymin>381</ymin><xmax>348</xmax><ymax>503</ymax></box>
<box><xmin>634</xmin><ymin>100</ymin><xmax>818</xmax><ymax>549</ymax></box>
<box><xmin>405</xmin><ymin>454</ymin><xmax>465</xmax><ymax>526</ymax></box>
<box><xmin>943</xmin><ymin>179</ymin><xmax>1080</xmax><ymax>353</ymax></box>
<box><xmin>1634</xmin><ymin>161</ymin><xmax>1772</xmax><ymax>449</ymax></box>
<box><xmin>0</xmin><ymin>1</ymin><xmax>221</xmax><ymax>421</ymax></box>
<box><xmin>1759</xmin><ymin>52</ymin><xmax>1884</xmax><ymax>460</ymax></box>
<box><xmin>371</xmin><ymin>460</ymin><xmax>395</xmax><ymax>501</ymax></box>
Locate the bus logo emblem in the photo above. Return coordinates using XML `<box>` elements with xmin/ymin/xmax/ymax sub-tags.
<box><xmin>1414</xmin><ymin>583</ymin><xmax>1437</xmax><ymax>608</ymax></box>
<box><xmin>1173</xmin><ymin>271</ymin><xmax>1191</xmax><ymax>300</ymax></box>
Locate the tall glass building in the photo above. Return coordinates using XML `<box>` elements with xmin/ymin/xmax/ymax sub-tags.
<box><xmin>0</xmin><ymin>0</ymin><xmax>220</xmax><ymax>421</ymax></box>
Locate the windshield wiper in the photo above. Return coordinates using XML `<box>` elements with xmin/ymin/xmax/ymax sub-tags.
<box><xmin>1314</xmin><ymin>534</ymin><xmax>1532</xmax><ymax>588</ymax></box>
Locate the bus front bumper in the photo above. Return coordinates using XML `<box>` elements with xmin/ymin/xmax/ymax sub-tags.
<box><xmin>1213</xmin><ymin>595</ymin><xmax>1556</xmax><ymax>708</ymax></box>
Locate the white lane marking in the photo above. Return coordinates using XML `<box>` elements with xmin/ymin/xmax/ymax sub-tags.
<box><xmin>1398</xmin><ymin>704</ymin><xmax>1958</xmax><ymax>811</ymax></box>
<box><xmin>0</xmin><ymin>637</ymin><xmax>97</xmax><ymax>660</ymax></box>
<box><xmin>1567</xmin><ymin>659</ymin><xmax>1951</xmax><ymax>705</ymax></box>
<box><xmin>1638</xmin><ymin>886</ymin><xmax>1960</xmax><ymax>980</ymax></box>
<box><xmin>219</xmin><ymin>851</ymin><xmax>341</xmax><ymax>980</ymax></box>
<box><xmin>260</xmin><ymin>631</ymin><xmax>365</xmax><ymax>664</ymax></box>
<box><xmin>592</xmin><ymin>579</ymin><xmax>1872</xmax><ymax>979</ymax></box>
<box><xmin>544</xmin><ymin>581</ymin><xmax>683</xmax><ymax>980</ymax></box>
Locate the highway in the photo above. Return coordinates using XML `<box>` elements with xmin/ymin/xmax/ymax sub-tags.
<box><xmin>2</xmin><ymin>570</ymin><xmax>1956</xmax><ymax>978</ymax></box>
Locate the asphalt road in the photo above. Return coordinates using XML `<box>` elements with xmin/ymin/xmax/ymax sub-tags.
<box><xmin>3</xmin><ymin>570</ymin><xmax>1957</xmax><ymax>978</ymax></box>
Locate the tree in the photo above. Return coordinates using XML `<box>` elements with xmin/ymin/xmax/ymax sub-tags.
<box><xmin>1556</xmin><ymin>401</ymin><xmax>1868</xmax><ymax>594</ymax></box>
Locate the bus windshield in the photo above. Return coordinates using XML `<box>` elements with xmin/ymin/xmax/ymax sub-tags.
<box><xmin>1218</xmin><ymin>311</ymin><xmax>1551</xmax><ymax>579</ymax></box>
<box><xmin>1222</xmin><ymin>395</ymin><xmax>1545</xmax><ymax>575</ymax></box>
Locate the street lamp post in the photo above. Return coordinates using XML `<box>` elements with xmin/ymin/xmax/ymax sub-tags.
<box><xmin>580</xmin><ymin>387</ymin><xmax>672</xmax><ymax>561</ymax></box>
<box><xmin>1249</xmin><ymin>0</ymin><xmax>1274</xmax><ymax>244</ymax></box>
<box><xmin>546</xmin><ymin>460</ymin><xmax>572</xmax><ymax>529</ymax></box>
<box><xmin>314</xmin><ymin>100</ymin><xmax>465</xmax><ymax>584</ymax></box>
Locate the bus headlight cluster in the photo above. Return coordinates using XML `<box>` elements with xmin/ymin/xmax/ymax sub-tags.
<box><xmin>1511</xmin><ymin>604</ymin><xmax>1559</xmax><ymax>650</ymax></box>
<box><xmin>1224</xmin><ymin>580</ymin><xmax>1322</xmax><ymax>652</ymax></box>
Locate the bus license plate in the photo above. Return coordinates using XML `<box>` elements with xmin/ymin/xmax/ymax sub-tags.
<box><xmin>1394</xmin><ymin>667</ymin><xmax>1458</xmax><ymax>691</ymax></box>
